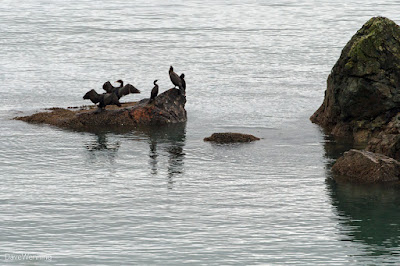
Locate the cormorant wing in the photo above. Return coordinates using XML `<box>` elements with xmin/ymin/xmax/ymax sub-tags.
<box><xmin>102</xmin><ymin>81</ymin><xmax>115</xmax><ymax>93</ymax></box>
<box><xmin>118</xmin><ymin>84</ymin><xmax>140</xmax><ymax>98</ymax></box>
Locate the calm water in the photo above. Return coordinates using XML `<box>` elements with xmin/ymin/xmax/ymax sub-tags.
<box><xmin>1</xmin><ymin>0</ymin><xmax>400</xmax><ymax>265</ymax></box>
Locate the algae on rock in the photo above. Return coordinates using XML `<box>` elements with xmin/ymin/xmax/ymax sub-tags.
<box><xmin>312</xmin><ymin>17</ymin><xmax>400</xmax><ymax>182</ymax></box>
<box><xmin>311</xmin><ymin>16</ymin><xmax>400</xmax><ymax>142</ymax></box>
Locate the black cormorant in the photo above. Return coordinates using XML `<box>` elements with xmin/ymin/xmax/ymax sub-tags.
<box><xmin>180</xmin><ymin>73</ymin><xmax>186</xmax><ymax>95</ymax></box>
<box><xmin>83</xmin><ymin>89</ymin><xmax>121</xmax><ymax>110</ymax></box>
<box><xmin>149</xmin><ymin>80</ymin><xmax>159</xmax><ymax>103</ymax></box>
<box><xmin>169</xmin><ymin>66</ymin><xmax>184</xmax><ymax>93</ymax></box>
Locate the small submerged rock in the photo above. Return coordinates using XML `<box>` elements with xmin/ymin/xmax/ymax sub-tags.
<box><xmin>204</xmin><ymin>133</ymin><xmax>260</xmax><ymax>143</ymax></box>
<box><xmin>332</xmin><ymin>149</ymin><xmax>400</xmax><ymax>183</ymax></box>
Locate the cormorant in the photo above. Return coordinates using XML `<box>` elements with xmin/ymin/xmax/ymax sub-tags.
<box><xmin>102</xmin><ymin>80</ymin><xmax>140</xmax><ymax>99</ymax></box>
<box><xmin>169</xmin><ymin>66</ymin><xmax>184</xmax><ymax>93</ymax></box>
<box><xmin>180</xmin><ymin>73</ymin><xmax>186</xmax><ymax>95</ymax></box>
<box><xmin>149</xmin><ymin>80</ymin><xmax>159</xmax><ymax>103</ymax></box>
<box><xmin>83</xmin><ymin>89</ymin><xmax>121</xmax><ymax>110</ymax></box>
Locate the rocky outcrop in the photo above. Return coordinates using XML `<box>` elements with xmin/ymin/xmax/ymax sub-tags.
<box><xmin>204</xmin><ymin>133</ymin><xmax>260</xmax><ymax>143</ymax></box>
<box><xmin>15</xmin><ymin>89</ymin><xmax>186</xmax><ymax>131</ymax></box>
<box><xmin>311</xmin><ymin>17</ymin><xmax>400</xmax><ymax>183</ymax></box>
<box><xmin>311</xmin><ymin>16</ymin><xmax>400</xmax><ymax>142</ymax></box>
<box><xmin>332</xmin><ymin>149</ymin><xmax>400</xmax><ymax>183</ymax></box>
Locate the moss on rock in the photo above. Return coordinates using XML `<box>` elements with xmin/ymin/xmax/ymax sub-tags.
<box><xmin>311</xmin><ymin>17</ymin><xmax>400</xmax><ymax>142</ymax></box>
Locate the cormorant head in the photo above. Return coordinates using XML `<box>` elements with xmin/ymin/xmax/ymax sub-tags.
<box><xmin>154</xmin><ymin>79</ymin><xmax>158</xmax><ymax>85</ymax></box>
<box><xmin>169</xmin><ymin>66</ymin><xmax>173</xmax><ymax>72</ymax></box>
<box><xmin>180</xmin><ymin>73</ymin><xmax>185</xmax><ymax>79</ymax></box>
<box><xmin>115</xmin><ymin>80</ymin><xmax>124</xmax><ymax>87</ymax></box>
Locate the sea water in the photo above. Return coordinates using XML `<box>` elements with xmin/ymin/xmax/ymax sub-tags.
<box><xmin>1</xmin><ymin>0</ymin><xmax>400</xmax><ymax>264</ymax></box>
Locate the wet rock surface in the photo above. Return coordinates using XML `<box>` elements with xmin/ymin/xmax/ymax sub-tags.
<box><xmin>332</xmin><ymin>149</ymin><xmax>400</xmax><ymax>183</ymax></box>
<box><xmin>204</xmin><ymin>133</ymin><xmax>260</xmax><ymax>143</ymax></box>
<box><xmin>15</xmin><ymin>89</ymin><xmax>186</xmax><ymax>131</ymax></box>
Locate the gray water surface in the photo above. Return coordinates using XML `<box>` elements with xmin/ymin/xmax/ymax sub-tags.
<box><xmin>1</xmin><ymin>1</ymin><xmax>400</xmax><ymax>265</ymax></box>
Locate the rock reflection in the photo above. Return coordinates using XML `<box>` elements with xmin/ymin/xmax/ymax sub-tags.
<box><xmin>324</xmin><ymin>135</ymin><xmax>400</xmax><ymax>257</ymax></box>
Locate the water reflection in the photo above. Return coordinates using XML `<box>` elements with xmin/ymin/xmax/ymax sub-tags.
<box><xmin>85</xmin><ymin>132</ymin><xmax>120</xmax><ymax>164</ymax></box>
<box><xmin>136</xmin><ymin>123</ymin><xmax>186</xmax><ymax>187</ymax></box>
<box><xmin>323</xmin><ymin>135</ymin><xmax>400</xmax><ymax>257</ymax></box>
<box><xmin>83</xmin><ymin>123</ymin><xmax>186</xmax><ymax>186</ymax></box>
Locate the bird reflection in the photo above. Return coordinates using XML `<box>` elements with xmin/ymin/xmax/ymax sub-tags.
<box><xmin>149</xmin><ymin>140</ymin><xmax>158</xmax><ymax>175</ymax></box>
<box><xmin>323</xmin><ymin>134</ymin><xmax>400</xmax><ymax>257</ymax></box>
<box><xmin>82</xmin><ymin>123</ymin><xmax>186</xmax><ymax>188</ymax></box>
<box><xmin>85</xmin><ymin>132</ymin><xmax>120</xmax><ymax>164</ymax></box>
<box><xmin>137</xmin><ymin>122</ymin><xmax>186</xmax><ymax>188</ymax></box>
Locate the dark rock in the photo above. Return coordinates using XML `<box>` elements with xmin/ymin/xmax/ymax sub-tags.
<box><xmin>15</xmin><ymin>89</ymin><xmax>186</xmax><ymax>131</ymax></box>
<box><xmin>364</xmin><ymin>112</ymin><xmax>400</xmax><ymax>160</ymax></box>
<box><xmin>332</xmin><ymin>149</ymin><xmax>400</xmax><ymax>183</ymax></box>
<box><xmin>311</xmin><ymin>17</ymin><xmax>400</xmax><ymax>142</ymax></box>
<box><xmin>366</xmin><ymin>133</ymin><xmax>400</xmax><ymax>159</ymax></box>
<box><xmin>204</xmin><ymin>133</ymin><xmax>260</xmax><ymax>143</ymax></box>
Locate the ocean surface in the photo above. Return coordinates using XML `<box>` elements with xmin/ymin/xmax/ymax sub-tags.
<box><xmin>1</xmin><ymin>1</ymin><xmax>400</xmax><ymax>265</ymax></box>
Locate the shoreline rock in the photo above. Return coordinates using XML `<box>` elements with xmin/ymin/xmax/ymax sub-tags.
<box><xmin>311</xmin><ymin>17</ymin><xmax>400</xmax><ymax>183</ymax></box>
<box><xmin>204</xmin><ymin>133</ymin><xmax>260</xmax><ymax>144</ymax></box>
<box><xmin>15</xmin><ymin>89</ymin><xmax>186</xmax><ymax>131</ymax></box>
<box><xmin>332</xmin><ymin>149</ymin><xmax>400</xmax><ymax>183</ymax></box>
<box><xmin>311</xmin><ymin>16</ymin><xmax>400</xmax><ymax>144</ymax></box>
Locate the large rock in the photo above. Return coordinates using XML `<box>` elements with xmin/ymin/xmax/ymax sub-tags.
<box><xmin>15</xmin><ymin>89</ymin><xmax>186</xmax><ymax>131</ymax></box>
<box><xmin>311</xmin><ymin>17</ymin><xmax>400</xmax><ymax>142</ymax></box>
<box><xmin>332</xmin><ymin>149</ymin><xmax>400</xmax><ymax>183</ymax></box>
